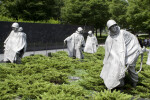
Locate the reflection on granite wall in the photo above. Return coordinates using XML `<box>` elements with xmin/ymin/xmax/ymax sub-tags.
<box><xmin>0</xmin><ymin>21</ymin><xmax>94</xmax><ymax>53</ymax></box>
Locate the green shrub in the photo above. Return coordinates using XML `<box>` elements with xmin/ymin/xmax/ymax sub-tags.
<box><xmin>0</xmin><ymin>15</ymin><xmax>60</xmax><ymax>24</ymax></box>
<box><xmin>93</xmin><ymin>89</ymin><xmax>132</xmax><ymax>100</ymax></box>
<box><xmin>0</xmin><ymin>46</ymin><xmax>150</xmax><ymax>99</ymax></box>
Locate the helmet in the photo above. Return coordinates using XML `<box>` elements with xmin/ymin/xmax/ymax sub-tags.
<box><xmin>18</xmin><ymin>27</ymin><xmax>23</xmax><ymax>32</ymax></box>
<box><xmin>88</xmin><ymin>31</ymin><xmax>92</xmax><ymax>34</ymax></box>
<box><xmin>11</xmin><ymin>22</ymin><xmax>19</xmax><ymax>28</ymax></box>
<box><xmin>77</xmin><ymin>27</ymin><xmax>83</xmax><ymax>32</ymax></box>
<box><xmin>107</xmin><ymin>20</ymin><xmax>117</xmax><ymax>29</ymax></box>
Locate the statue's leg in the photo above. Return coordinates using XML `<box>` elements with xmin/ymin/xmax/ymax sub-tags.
<box><xmin>72</xmin><ymin>49</ymin><xmax>76</xmax><ymax>59</ymax></box>
<box><xmin>118</xmin><ymin>78</ymin><xmax>125</xmax><ymax>87</ymax></box>
<box><xmin>76</xmin><ymin>48</ymin><xmax>81</xmax><ymax>59</ymax></box>
<box><xmin>14</xmin><ymin>53</ymin><xmax>21</xmax><ymax>64</ymax></box>
<box><xmin>3</xmin><ymin>50</ymin><xmax>11</xmax><ymax>63</ymax></box>
<box><xmin>111</xmin><ymin>78</ymin><xmax>124</xmax><ymax>92</ymax></box>
<box><xmin>5</xmin><ymin>60</ymin><xmax>11</xmax><ymax>63</ymax></box>
<box><xmin>18</xmin><ymin>48</ymin><xmax>24</xmax><ymax>58</ymax></box>
<box><xmin>128</xmin><ymin>65</ymin><xmax>138</xmax><ymax>87</ymax></box>
<box><xmin>80</xmin><ymin>49</ymin><xmax>84</xmax><ymax>59</ymax></box>
<box><xmin>15</xmin><ymin>48</ymin><xmax>24</xmax><ymax>64</ymax></box>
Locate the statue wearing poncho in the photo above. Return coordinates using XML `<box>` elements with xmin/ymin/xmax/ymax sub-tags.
<box><xmin>84</xmin><ymin>31</ymin><xmax>98</xmax><ymax>53</ymax></box>
<box><xmin>64</xmin><ymin>27</ymin><xmax>85</xmax><ymax>59</ymax></box>
<box><xmin>4</xmin><ymin>23</ymin><xmax>27</xmax><ymax>63</ymax></box>
<box><xmin>144</xmin><ymin>48</ymin><xmax>150</xmax><ymax>65</ymax></box>
<box><xmin>100</xmin><ymin>20</ymin><xmax>142</xmax><ymax>90</ymax></box>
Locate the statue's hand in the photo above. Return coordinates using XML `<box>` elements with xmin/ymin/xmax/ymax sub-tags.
<box><xmin>141</xmin><ymin>46</ymin><xmax>146</xmax><ymax>53</ymax></box>
<box><xmin>64</xmin><ymin>40</ymin><xmax>67</xmax><ymax>45</ymax></box>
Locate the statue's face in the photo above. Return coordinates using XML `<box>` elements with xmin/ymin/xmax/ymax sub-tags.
<box><xmin>109</xmin><ymin>24</ymin><xmax>118</xmax><ymax>33</ymax></box>
<box><xmin>12</xmin><ymin>27</ymin><xmax>18</xmax><ymax>32</ymax></box>
<box><xmin>79</xmin><ymin>30</ymin><xmax>83</xmax><ymax>34</ymax></box>
<box><xmin>88</xmin><ymin>34</ymin><xmax>92</xmax><ymax>37</ymax></box>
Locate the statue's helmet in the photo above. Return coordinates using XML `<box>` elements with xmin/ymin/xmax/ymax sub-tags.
<box><xmin>107</xmin><ymin>20</ymin><xmax>117</xmax><ymax>29</ymax></box>
<box><xmin>88</xmin><ymin>31</ymin><xmax>92</xmax><ymax>34</ymax></box>
<box><xmin>18</xmin><ymin>27</ymin><xmax>23</xmax><ymax>32</ymax></box>
<box><xmin>11</xmin><ymin>22</ymin><xmax>19</xmax><ymax>28</ymax></box>
<box><xmin>77</xmin><ymin>27</ymin><xmax>83</xmax><ymax>32</ymax></box>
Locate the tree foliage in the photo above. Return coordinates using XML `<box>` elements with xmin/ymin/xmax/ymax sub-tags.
<box><xmin>0</xmin><ymin>0</ymin><xmax>150</xmax><ymax>34</ymax></box>
<box><xmin>126</xmin><ymin>0</ymin><xmax>150</xmax><ymax>33</ymax></box>
<box><xmin>107</xmin><ymin>0</ymin><xmax>128</xmax><ymax>28</ymax></box>
<box><xmin>0</xmin><ymin>0</ymin><xmax>59</xmax><ymax>21</ymax></box>
<box><xmin>61</xmin><ymin>0</ymin><xmax>110</xmax><ymax>29</ymax></box>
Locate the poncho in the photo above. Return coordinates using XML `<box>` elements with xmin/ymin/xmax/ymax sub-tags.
<box><xmin>4</xmin><ymin>30</ymin><xmax>27</xmax><ymax>63</ymax></box>
<box><xmin>146</xmin><ymin>49</ymin><xmax>150</xmax><ymax>65</ymax></box>
<box><xmin>64</xmin><ymin>31</ymin><xmax>85</xmax><ymax>59</ymax></box>
<box><xmin>100</xmin><ymin>29</ymin><xmax>142</xmax><ymax>89</ymax></box>
<box><xmin>84</xmin><ymin>35</ymin><xmax>98</xmax><ymax>53</ymax></box>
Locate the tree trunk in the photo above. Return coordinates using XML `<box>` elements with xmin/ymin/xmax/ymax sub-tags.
<box><xmin>96</xmin><ymin>28</ymin><xmax>97</xmax><ymax>37</ymax></box>
<box><xmin>132</xmin><ymin>29</ymin><xmax>135</xmax><ymax>34</ymax></box>
<box><xmin>100</xmin><ymin>28</ymin><xmax>102</xmax><ymax>37</ymax></box>
<box><xmin>149</xmin><ymin>30</ymin><xmax>150</xmax><ymax>38</ymax></box>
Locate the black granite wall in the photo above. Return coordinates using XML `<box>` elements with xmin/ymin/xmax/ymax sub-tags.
<box><xmin>0</xmin><ymin>21</ymin><xmax>94</xmax><ymax>53</ymax></box>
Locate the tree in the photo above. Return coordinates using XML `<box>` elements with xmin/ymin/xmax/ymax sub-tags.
<box><xmin>53</xmin><ymin>0</ymin><xmax>64</xmax><ymax>21</ymax></box>
<box><xmin>126</xmin><ymin>0</ymin><xmax>150</xmax><ymax>34</ymax></box>
<box><xmin>0</xmin><ymin>0</ymin><xmax>57</xmax><ymax>21</ymax></box>
<box><xmin>61</xmin><ymin>0</ymin><xmax>110</xmax><ymax>37</ymax></box>
<box><xmin>107</xmin><ymin>0</ymin><xmax>128</xmax><ymax>28</ymax></box>
<box><xmin>0</xmin><ymin>0</ymin><xmax>10</xmax><ymax>17</ymax></box>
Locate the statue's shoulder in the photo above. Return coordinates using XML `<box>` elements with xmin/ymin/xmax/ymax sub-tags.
<box><xmin>10</xmin><ymin>30</ymin><xmax>14</xmax><ymax>33</ymax></box>
<box><xmin>73</xmin><ymin>32</ymin><xmax>76</xmax><ymax>34</ymax></box>
<box><xmin>93</xmin><ymin>35</ymin><xmax>96</xmax><ymax>38</ymax></box>
<box><xmin>120</xmin><ymin>29</ymin><xmax>127</xmax><ymax>34</ymax></box>
<box><xmin>71</xmin><ymin>32</ymin><xmax>76</xmax><ymax>36</ymax></box>
<box><xmin>121</xmin><ymin>29</ymin><xmax>134</xmax><ymax>42</ymax></box>
<box><xmin>121</xmin><ymin>29</ymin><xmax>132</xmax><ymax>34</ymax></box>
<box><xmin>105</xmin><ymin>35</ymin><xmax>111</xmax><ymax>43</ymax></box>
<box><xmin>121</xmin><ymin>29</ymin><xmax>132</xmax><ymax>37</ymax></box>
<box><xmin>18</xmin><ymin>32</ymin><xmax>26</xmax><ymax>37</ymax></box>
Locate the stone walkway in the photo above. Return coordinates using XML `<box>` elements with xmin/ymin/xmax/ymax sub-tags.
<box><xmin>0</xmin><ymin>44</ymin><xmax>105</xmax><ymax>61</ymax></box>
<box><xmin>0</xmin><ymin>48</ymin><xmax>67</xmax><ymax>61</ymax></box>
